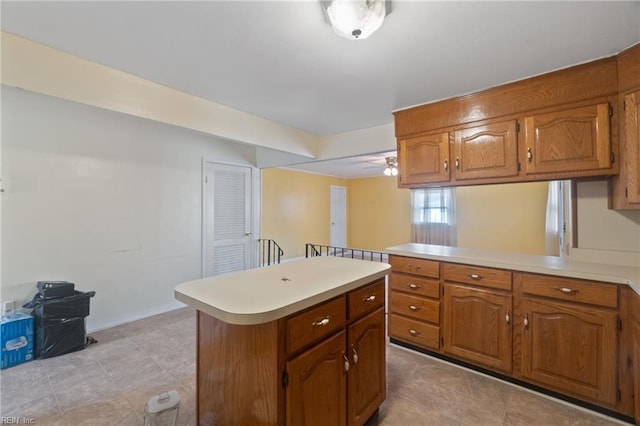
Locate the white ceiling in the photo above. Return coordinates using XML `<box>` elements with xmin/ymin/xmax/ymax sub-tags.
<box><xmin>2</xmin><ymin>1</ymin><xmax>639</xmax><ymax>177</ymax></box>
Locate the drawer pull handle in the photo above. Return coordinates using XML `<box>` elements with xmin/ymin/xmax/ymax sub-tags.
<box><xmin>468</xmin><ymin>274</ymin><xmax>485</xmax><ymax>280</ymax></box>
<box><xmin>363</xmin><ymin>295</ymin><xmax>376</xmax><ymax>302</ymax></box>
<box><xmin>351</xmin><ymin>346</ymin><xmax>359</xmax><ymax>365</ymax></box>
<box><xmin>312</xmin><ymin>317</ymin><xmax>330</xmax><ymax>327</ymax></box>
<box><xmin>408</xmin><ymin>329</ymin><xmax>420</xmax><ymax>336</ymax></box>
<box><xmin>444</xmin><ymin>159</ymin><xmax>449</xmax><ymax>171</ymax></box>
<box><xmin>524</xmin><ymin>313</ymin><xmax>529</xmax><ymax>329</ymax></box>
<box><xmin>408</xmin><ymin>283</ymin><xmax>422</xmax><ymax>290</ymax></box>
<box><xmin>527</xmin><ymin>148</ymin><xmax>533</xmax><ymax>162</ymax></box>
<box><xmin>505</xmin><ymin>310</ymin><xmax>510</xmax><ymax>324</ymax></box>
<box><xmin>554</xmin><ymin>287</ymin><xmax>579</xmax><ymax>295</ymax></box>
<box><xmin>409</xmin><ymin>305</ymin><xmax>420</xmax><ymax>312</ymax></box>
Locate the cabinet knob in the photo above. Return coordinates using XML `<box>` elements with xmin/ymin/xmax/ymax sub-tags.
<box><xmin>455</xmin><ymin>157</ymin><xmax>460</xmax><ymax>169</ymax></box>
<box><xmin>343</xmin><ymin>354</ymin><xmax>350</xmax><ymax>373</ymax></box>
<box><xmin>444</xmin><ymin>159</ymin><xmax>449</xmax><ymax>171</ymax></box>
<box><xmin>351</xmin><ymin>345</ymin><xmax>359</xmax><ymax>365</ymax></box>
<box><xmin>312</xmin><ymin>317</ymin><xmax>330</xmax><ymax>327</ymax></box>
<box><xmin>408</xmin><ymin>329</ymin><xmax>420</xmax><ymax>336</ymax></box>
<box><xmin>527</xmin><ymin>148</ymin><xmax>533</xmax><ymax>163</ymax></box>
<box><xmin>408</xmin><ymin>283</ymin><xmax>422</xmax><ymax>290</ymax></box>
<box><xmin>505</xmin><ymin>310</ymin><xmax>510</xmax><ymax>324</ymax></box>
<box><xmin>409</xmin><ymin>305</ymin><xmax>420</xmax><ymax>312</ymax></box>
<box><xmin>524</xmin><ymin>313</ymin><xmax>529</xmax><ymax>329</ymax></box>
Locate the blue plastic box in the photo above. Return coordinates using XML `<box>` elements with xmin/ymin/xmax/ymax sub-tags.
<box><xmin>1</xmin><ymin>312</ymin><xmax>34</xmax><ymax>369</ymax></box>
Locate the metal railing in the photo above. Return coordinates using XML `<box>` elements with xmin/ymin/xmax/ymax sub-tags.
<box><xmin>305</xmin><ymin>243</ymin><xmax>387</xmax><ymax>263</ymax></box>
<box><xmin>258</xmin><ymin>239</ymin><xmax>284</xmax><ymax>266</ymax></box>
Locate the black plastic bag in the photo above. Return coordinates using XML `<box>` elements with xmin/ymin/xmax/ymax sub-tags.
<box><xmin>23</xmin><ymin>290</ymin><xmax>96</xmax><ymax>359</ymax></box>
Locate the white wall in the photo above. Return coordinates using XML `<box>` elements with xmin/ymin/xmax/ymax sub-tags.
<box><xmin>1</xmin><ymin>86</ymin><xmax>257</xmax><ymax>331</ymax></box>
<box><xmin>574</xmin><ymin>180</ymin><xmax>640</xmax><ymax>264</ymax></box>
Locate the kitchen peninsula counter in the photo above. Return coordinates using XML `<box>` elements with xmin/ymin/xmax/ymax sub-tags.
<box><xmin>175</xmin><ymin>256</ymin><xmax>391</xmax><ymax>426</ymax></box>
<box><xmin>385</xmin><ymin>243</ymin><xmax>640</xmax><ymax>294</ymax></box>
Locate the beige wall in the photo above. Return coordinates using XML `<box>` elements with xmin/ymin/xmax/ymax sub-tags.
<box><xmin>347</xmin><ymin>177</ymin><xmax>411</xmax><ymax>251</ymax></box>
<box><xmin>455</xmin><ymin>182</ymin><xmax>549</xmax><ymax>255</ymax></box>
<box><xmin>261</xmin><ymin>169</ymin><xmax>347</xmax><ymax>259</ymax></box>
<box><xmin>262</xmin><ymin>169</ymin><xmax>550</xmax><ymax>257</ymax></box>
<box><xmin>576</xmin><ymin>180</ymin><xmax>640</xmax><ymax>253</ymax></box>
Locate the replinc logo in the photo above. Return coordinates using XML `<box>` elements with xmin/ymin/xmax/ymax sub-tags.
<box><xmin>0</xmin><ymin>417</ymin><xmax>35</xmax><ymax>424</ymax></box>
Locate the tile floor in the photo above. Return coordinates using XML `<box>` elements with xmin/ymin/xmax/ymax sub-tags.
<box><xmin>0</xmin><ymin>307</ymin><xmax>629</xmax><ymax>425</ymax></box>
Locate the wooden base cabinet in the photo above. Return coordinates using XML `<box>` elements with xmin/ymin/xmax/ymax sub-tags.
<box><xmin>286</xmin><ymin>306</ymin><xmax>386</xmax><ymax>426</ymax></box>
<box><xmin>442</xmin><ymin>283</ymin><xmax>513</xmax><ymax>373</ymax></box>
<box><xmin>197</xmin><ymin>279</ymin><xmax>386</xmax><ymax>426</ymax></box>
<box><xmin>286</xmin><ymin>331</ymin><xmax>347</xmax><ymax>426</ymax></box>
<box><xmin>515</xmin><ymin>272</ymin><xmax>620</xmax><ymax>409</ymax></box>
<box><xmin>388</xmin><ymin>255</ymin><xmax>441</xmax><ymax>350</ymax></box>
<box><xmin>519</xmin><ymin>297</ymin><xmax>618</xmax><ymax>406</ymax></box>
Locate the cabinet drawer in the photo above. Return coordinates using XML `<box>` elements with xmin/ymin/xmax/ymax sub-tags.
<box><xmin>389</xmin><ymin>314</ymin><xmax>439</xmax><ymax>351</ymax></box>
<box><xmin>390</xmin><ymin>292</ymin><xmax>439</xmax><ymax>324</ymax></box>
<box><xmin>390</xmin><ymin>274</ymin><xmax>440</xmax><ymax>299</ymax></box>
<box><xmin>443</xmin><ymin>263</ymin><xmax>512</xmax><ymax>291</ymax></box>
<box><xmin>348</xmin><ymin>279</ymin><xmax>385</xmax><ymax>320</ymax></box>
<box><xmin>287</xmin><ymin>296</ymin><xmax>346</xmax><ymax>354</ymax></box>
<box><xmin>390</xmin><ymin>256</ymin><xmax>439</xmax><ymax>278</ymax></box>
<box><xmin>518</xmin><ymin>273</ymin><xmax>618</xmax><ymax>309</ymax></box>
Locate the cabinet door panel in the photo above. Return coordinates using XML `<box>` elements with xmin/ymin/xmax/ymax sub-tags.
<box><xmin>454</xmin><ymin>121</ymin><xmax>518</xmax><ymax>180</ymax></box>
<box><xmin>443</xmin><ymin>284</ymin><xmax>512</xmax><ymax>373</ymax></box>
<box><xmin>348</xmin><ymin>308</ymin><xmax>386</xmax><ymax>426</ymax></box>
<box><xmin>625</xmin><ymin>91</ymin><xmax>640</xmax><ymax>204</ymax></box>
<box><xmin>523</xmin><ymin>103</ymin><xmax>611</xmax><ymax>175</ymax></box>
<box><xmin>398</xmin><ymin>133</ymin><xmax>450</xmax><ymax>185</ymax></box>
<box><xmin>286</xmin><ymin>331</ymin><xmax>347</xmax><ymax>426</ymax></box>
<box><xmin>520</xmin><ymin>298</ymin><xmax>617</xmax><ymax>406</ymax></box>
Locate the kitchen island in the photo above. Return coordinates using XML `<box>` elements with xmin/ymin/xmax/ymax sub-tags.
<box><xmin>175</xmin><ymin>256</ymin><xmax>390</xmax><ymax>426</ymax></box>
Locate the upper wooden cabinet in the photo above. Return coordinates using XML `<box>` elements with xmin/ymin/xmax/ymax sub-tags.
<box><xmin>522</xmin><ymin>103</ymin><xmax>612</xmax><ymax>176</ymax></box>
<box><xmin>454</xmin><ymin>120</ymin><xmax>518</xmax><ymax>181</ymax></box>
<box><xmin>610</xmin><ymin>43</ymin><xmax>640</xmax><ymax>210</ymax></box>
<box><xmin>398</xmin><ymin>121</ymin><xmax>519</xmax><ymax>188</ymax></box>
<box><xmin>394</xmin><ymin>54</ymin><xmax>623</xmax><ymax>188</ymax></box>
<box><xmin>398</xmin><ymin>133</ymin><xmax>450</xmax><ymax>185</ymax></box>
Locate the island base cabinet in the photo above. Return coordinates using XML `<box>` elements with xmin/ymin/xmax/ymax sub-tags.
<box><xmin>519</xmin><ymin>298</ymin><xmax>618</xmax><ymax>407</ymax></box>
<box><xmin>348</xmin><ymin>308</ymin><xmax>386</xmax><ymax>426</ymax></box>
<box><xmin>286</xmin><ymin>331</ymin><xmax>347</xmax><ymax>426</ymax></box>
<box><xmin>197</xmin><ymin>313</ymin><xmax>281</xmax><ymax>426</ymax></box>
<box><xmin>286</xmin><ymin>308</ymin><xmax>386</xmax><ymax>426</ymax></box>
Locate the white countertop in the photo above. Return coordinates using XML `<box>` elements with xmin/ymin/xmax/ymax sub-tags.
<box><xmin>385</xmin><ymin>243</ymin><xmax>640</xmax><ymax>295</ymax></box>
<box><xmin>174</xmin><ymin>256</ymin><xmax>391</xmax><ymax>325</ymax></box>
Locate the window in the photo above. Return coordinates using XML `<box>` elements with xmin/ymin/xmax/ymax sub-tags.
<box><xmin>412</xmin><ymin>188</ymin><xmax>453</xmax><ymax>224</ymax></box>
<box><xmin>411</xmin><ymin>187</ymin><xmax>457</xmax><ymax>246</ymax></box>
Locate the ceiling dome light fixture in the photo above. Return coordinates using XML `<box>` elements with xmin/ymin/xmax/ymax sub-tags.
<box><xmin>321</xmin><ymin>0</ymin><xmax>391</xmax><ymax>40</ymax></box>
<box><xmin>383</xmin><ymin>156</ymin><xmax>398</xmax><ymax>176</ymax></box>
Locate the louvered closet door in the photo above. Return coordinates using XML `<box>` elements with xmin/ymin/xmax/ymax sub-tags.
<box><xmin>204</xmin><ymin>163</ymin><xmax>253</xmax><ymax>277</ymax></box>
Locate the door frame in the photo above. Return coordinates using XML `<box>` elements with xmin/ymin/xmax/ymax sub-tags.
<box><xmin>200</xmin><ymin>158</ymin><xmax>261</xmax><ymax>278</ymax></box>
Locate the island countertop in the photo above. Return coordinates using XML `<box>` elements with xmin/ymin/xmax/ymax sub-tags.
<box><xmin>385</xmin><ymin>243</ymin><xmax>640</xmax><ymax>295</ymax></box>
<box><xmin>174</xmin><ymin>256</ymin><xmax>391</xmax><ymax>325</ymax></box>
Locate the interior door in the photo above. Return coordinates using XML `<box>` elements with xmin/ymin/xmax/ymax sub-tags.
<box><xmin>330</xmin><ymin>185</ymin><xmax>347</xmax><ymax>248</ymax></box>
<box><xmin>204</xmin><ymin>162</ymin><xmax>253</xmax><ymax>277</ymax></box>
